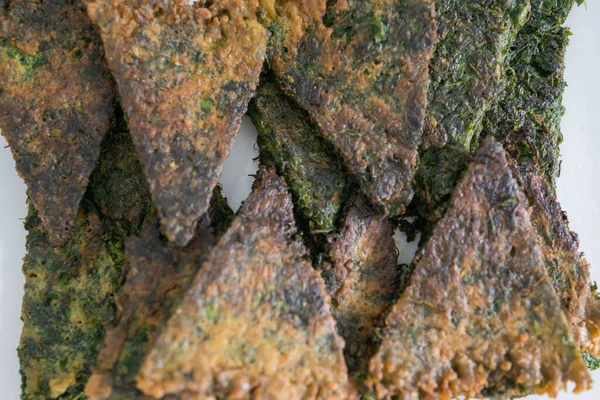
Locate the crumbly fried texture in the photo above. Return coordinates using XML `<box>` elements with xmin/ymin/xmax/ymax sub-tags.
<box><xmin>521</xmin><ymin>173</ymin><xmax>598</xmax><ymax>358</ymax></box>
<box><xmin>88</xmin><ymin>0</ymin><xmax>268</xmax><ymax>246</ymax></box>
<box><xmin>137</xmin><ymin>170</ymin><xmax>357</xmax><ymax>400</ymax></box>
<box><xmin>368</xmin><ymin>138</ymin><xmax>590</xmax><ymax>399</ymax></box>
<box><xmin>321</xmin><ymin>195</ymin><xmax>401</xmax><ymax>382</ymax></box>
<box><xmin>85</xmin><ymin>189</ymin><xmax>233</xmax><ymax>400</ymax></box>
<box><xmin>481</xmin><ymin>0</ymin><xmax>600</xmax><ymax>363</ymax></box>
<box><xmin>414</xmin><ymin>0</ymin><xmax>530</xmax><ymax>223</ymax></box>
<box><xmin>248</xmin><ymin>75</ymin><xmax>350</xmax><ymax>234</ymax></box>
<box><xmin>263</xmin><ymin>0</ymin><xmax>437</xmax><ymax>216</ymax></box>
<box><xmin>19</xmin><ymin>129</ymin><xmax>153</xmax><ymax>400</ymax></box>
<box><xmin>0</xmin><ymin>0</ymin><xmax>116</xmax><ymax>246</ymax></box>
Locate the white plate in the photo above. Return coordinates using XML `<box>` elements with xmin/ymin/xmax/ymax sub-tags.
<box><xmin>1</xmin><ymin>3</ymin><xmax>599</xmax><ymax>398</ymax></box>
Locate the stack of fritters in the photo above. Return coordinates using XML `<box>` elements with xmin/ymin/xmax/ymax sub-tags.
<box><xmin>2</xmin><ymin>0</ymin><xmax>598</xmax><ymax>399</ymax></box>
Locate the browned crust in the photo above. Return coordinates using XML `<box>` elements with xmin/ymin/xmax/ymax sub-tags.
<box><xmin>85</xmin><ymin>215</ymin><xmax>216</xmax><ymax>400</ymax></box>
<box><xmin>368</xmin><ymin>138</ymin><xmax>590</xmax><ymax>399</ymax></box>
<box><xmin>137</xmin><ymin>170</ymin><xmax>357</xmax><ymax>399</ymax></box>
<box><xmin>0</xmin><ymin>0</ymin><xmax>116</xmax><ymax>246</ymax></box>
<box><xmin>266</xmin><ymin>0</ymin><xmax>437</xmax><ymax>216</ymax></box>
<box><xmin>89</xmin><ymin>0</ymin><xmax>268</xmax><ymax>246</ymax></box>
<box><xmin>322</xmin><ymin>195</ymin><xmax>401</xmax><ymax>378</ymax></box>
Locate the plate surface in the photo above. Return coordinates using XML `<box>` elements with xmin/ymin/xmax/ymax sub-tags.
<box><xmin>1</xmin><ymin>3</ymin><xmax>599</xmax><ymax>398</ymax></box>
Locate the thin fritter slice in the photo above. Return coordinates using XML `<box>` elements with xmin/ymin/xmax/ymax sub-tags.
<box><xmin>265</xmin><ymin>0</ymin><xmax>437</xmax><ymax>216</ymax></box>
<box><xmin>0</xmin><ymin>0</ymin><xmax>116</xmax><ymax>246</ymax></box>
<box><xmin>481</xmin><ymin>0</ymin><xmax>600</xmax><ymax>362</ymax></box>
<box><xmin>138</xmin><ymin>170</ymin><xmax>357</xmax><ymax>400</ymax></box>
<box><xmin>248</xmin><ymin>75</ymin><xmax>350</xmax><ymax>234</ymax></box>
<box><xmin>368</xmin><ymin>138</ymin><xmax>590</xmax><ymax>399</ymax></box>
<box><xmin>85</xmin><ymin>189</ymin><xmax>233</xmax><ymax>400</ymax></box>
<box><xmin>19</xmin><ymin>129</ymin><xmax>153</xmax><ymax>400</ymax></box>
<box><xmin>88</xmin><ymin>0</ymin><xmax>268</xmax><ymax>246</ymax></box>
<box><xmin>322</xmin><ymin>195</ymin><xmax>401</xmax><ymax>380</ymax></box>
<box><xmin>414</xmin><ymin>0</ymin><xmax>530</xmax><ymax>222</ymax></box>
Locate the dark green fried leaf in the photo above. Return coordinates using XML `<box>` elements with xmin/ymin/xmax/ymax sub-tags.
<box><xmin>248</xmin><ymin>76</ymin><xmax>350</xmax><ymax>234</ymax></box>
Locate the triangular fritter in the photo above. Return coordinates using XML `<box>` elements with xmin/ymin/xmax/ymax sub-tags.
<box><xmin>85</xmin><ymin>188</ymin><xmax>233</xmax><ymax>400</ymax></box>
<box><xmin>137</xmin><ymin>170</ymin><xmax>357</xmax><ymax>399</ymax></box>
<box><xmin>88</xmin><ymin>0</ymin><xmax>268</xmax><ymax>246</ymax></box>
<box><xmin>264</xmin><ymin>0</ymin><xmax>437</xmax><ymax>216</ymax></box>
<box><xmin>0</xmin><ymin>0</ymin><xmax>116</xmax><ymax>246</ymax></box>
<box><xmin>368</xmin><ymin>138</ymin><xmax>590</xmax><ymax>398</ymax></box>
<box><xmin>322</xmin><ymin>195</ymin><xmax>402</xmax><ymax>378</ymax></box>
<box><xmin>480</xmin><ymin>0</ymin><xmax>600</xmax><ymax>360</ymax></box>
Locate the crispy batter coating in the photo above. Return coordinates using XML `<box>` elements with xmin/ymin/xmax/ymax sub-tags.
<box><xmin>19</xmin><ymin>129</ymin><xmax>153</xmax><ymax>400</ymax></box>
<box><xmin>0</xmin><ymin>0</ymin><xmax>116</xmax><ymax>246</ymax></box>
<box><xmin>481</xmin><ymin>0</ymin><xmax>600</xmax><ymax>363</ymax></box>
<box><xmin>85</xmin><ymin>189</ymin><xmax>233</xmax><ymax>400</ymax></box>
<box><xmin>522</xmin><ymin>173</ymin><xmax>598</xmax><ymax>357</ymax></box>
<box><xmin>89</xmin><ymin>0</ymin><xmax>268</xmax><ymax>246</ymax></box>
<box><xmin>368</xmin><ymin>138</ymin><xmax>590</xmax><ymax>399</ymax></box>
<box><xmin>414</xmin><ymin>0</ymin><xmax>530</xmax><ymax>222</ymax></box>
<box><xmin>322</xmin><ymin>195</ymin><xmax>401</xmax><ymax>379</ymax></box>
<box><xmin>248</xmin><ymin>75</ymin><xmax>350</xmax><ymax>234</ymax></box>
<box><xmin>264</xmin><ymin>0</ymin><xmax>437</xmax><ymax>216</ymax></box>
<box><xmin>137</xmin><ymin>170</ymin><xmax>357</xmax><ymax>400</ymax></box>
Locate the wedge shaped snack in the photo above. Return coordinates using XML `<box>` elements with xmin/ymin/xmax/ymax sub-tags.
<box><xmin>482</xmin><ymin>0</ymin><xmax>600</xmax><ymax>361</ymax></box>
<box><xmin>85</xmin><ymin>189</ymin><xmax>233</xmax><ymax>400</ymax></box>
<box><xmin>89</xmin><ymin>0</ymin><xmax>268</xmax><ymax>246</ymax></box>
<box><xmin>368</xmin><ymin>138</ymin><xmax>590</xmax><ymax>399</ymax></box>
<box><xmin>265</xmin><ymin>0</ymin><xmax>437</xmax><ymax>216</ymax></box>
<box><xmin>483</xmin><ymin>0</ymin><xmax>575</xmax><ymax>186</ymax></box>
<box><xmin>138</xmin><ymin>170</ymin><xmax>357</xmax><ymax>399</ymax></box>
<box><xmin>0</xmin><ymin>0</ymin><xmax>116</xmax><ymax>246</ymax></box>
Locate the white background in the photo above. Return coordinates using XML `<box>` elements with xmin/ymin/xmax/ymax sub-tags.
<box><xmin>1</xmin><ymin>3</ymin><xmax>599</xmax><ymax>398</ymax></box>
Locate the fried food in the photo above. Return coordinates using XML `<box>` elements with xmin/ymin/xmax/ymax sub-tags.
<box><xmin>0</xmin><ymin>0</ymin><xmax>116</xmax><ymax>246</ymax></box>
<box><xmin>248</xmin><ymin>75</ymin><xmax>350</xmax><ymax>234</ymax></box>
<box><xmin>19</xmin><ymin>129</ymin><xmax>152</xmax><ymax>400</ymax></box>
<box><xmin>264</xmin><ymin>0</ymin><xmax>437</xmax><ymax>216</ymax></box>
<box><xmin>414</xmin><ymin>0</ymin><xmax>530</xmax><ymax>222</ymax></box>
<box><xmin>85</xmin><ymin>189</ymin><xmax>232</xmax><ymax>400</ymax></box>
<box><xmin>483</xmin><ymin>0</ymin><xmax>575</xmax><ymax>186</ymax></box>
<box><xmin>368</xmin><ymin>138</ymin><xmax>590</xmax><ymax>399</ymax></box>
<box><xmin>322</xmin><ymin>195</ymin><xmax>401</xmax><ymax>380</ymax></box>
<box><xmin>88</xmin><ymin>0</ymin><xmax>268</xmax><ymax>246</ymax></box>
<box><xmin>137</xmin><ymin>170</ymin><xmax>357</xmax><ymax>400</ymax></box>
<box><xmin>482</xmin><ymin>0</ymin><xmax>600</xmax><ymax>362</ymax></box>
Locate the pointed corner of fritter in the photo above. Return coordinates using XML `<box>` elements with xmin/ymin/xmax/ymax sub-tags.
<box><xmin>0</xmin><ymin>0</ymin><xmax>116</xmax><ymax>246</ymax></box>
<box><xmin>265</xmin><ymin>0</ymin><xmax>437</xmax><ymax>217</ymax></box>
<box><xmin>136</xmin><ymin>168</ymin><xmax>358</xmax><ymax>399</ymax></box>
<box><xmin>88</xmin><ymin>0</ymin><xmax>268</xmax><ymax>248</ymax></box>
<box><xmin>368</xmin><ymin>137</ymin><xmax>591</xmax><ymax>399</ymax></box>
